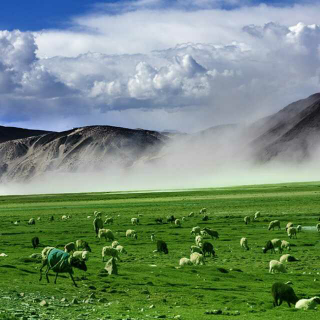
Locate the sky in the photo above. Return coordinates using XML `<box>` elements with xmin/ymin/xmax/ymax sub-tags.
<box><xmin>1</xmin><ymin>0</ymin><xmax>320</xmax><ymax>132</ymax></box>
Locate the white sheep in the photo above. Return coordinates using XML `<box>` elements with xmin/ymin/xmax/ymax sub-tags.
<box><xmin>37</xmin><ymin>217</ymin><xmax>41</xmax><ymax>221</ymax></box>
<box><xmin>126</xmin><ymin>229</ymin><xmax>138</xmax><ymax>239</ymax></box>
<box><xmin>151</xmin><ymin>234</ymin><xmax>155</xmax><ymax>242</ymax></box>
<box><xmin>61</xmin><ymin>215</ymin><xmax>68</xmax><ymax>220</ymax></box>
<box><xmin>316</xmin><ymin>223</ymin><xmax>320</xmax><ymax>232</ymax></box>
<box><xmin>131</xmin><ymin>218</ymin><xmax>139</xmax><ymax>225</ymax></box>
<box><xmin>94</xmin><ymin>211</ymin><xmax>102</xmax><ymax>218</ymax></box>
<box><xmin>254</xmin><ymin>211</ymin><xmax>260</xmax><ymax>220</ymax></box>
<box><xmin>296</xmin><ymin>225</ymin><xmax>302</xmax><ymax>232</ymax></box>
<box><xmin>269</xmin><ymin>260</ymin><xmax>287</xmax><ymax>273</ymax></box>
<box><xmin>200</xmin><ymin>230</ymin><xmax>207</xmax><ymax>237</ymax></box>
<box><xmin>115</xmin><ymin>245</ymin><xmax>127</xmax><ymax>254</ymax></box>
<box><xmin>72</xmin><ymin>251</ymin><xmax>89</xmax><ymax>261</ymax></box>
<box><xmin>98</xmin><ymin>229</ymin><xmax>115</xmax><ymax>241</ymax></box>
<box><xmin>287</xmin><ymin>227</ymin><xmax>297</xmax><ymax>239</ymax></box>
<box><xmin>182</xmin><ymin>217</ymin><xmax>186</xmax><ymax>222</ymax></box>
<box><xmin>295</xmin><ymin>297</ymin><xmax>320</xmax><ymax>310</ymax></box>
<box><xmin>268</xmin><ymin>220</ymin><xmax>281</xmax><ymax>231</ymax></box>
<box><xmin>175</xmin><ymin>219</ymin><xmax>181</xmax><ymax>227</ymax></box>
<box><xmin>111</xmin><ymin>241</ymin><xmax>119</xmax><ymax>248</ymax></box>
<box><xmin>179</xmin><ymin>257</ymin><xmax>192</xmax><ymax>266</ymax></box>
<box><xmin>279</xmin><ymin>254</ymin><xmax>298</xmax><ymax>263</ymax></box>
<box><xmin>244</xmin><ymin>216</ymin><xmax>251</xmax><ymax>225</ymax></box>
<box><xmin>286</xmin><ymin>222</ymin><xmax>294</xmax><ymax>231</ymax></box>
<box><xmin>240</xmin><ymin>237</ymin><xmax>249</xmax><ymax>250</ymax></box>
<box><xmin>281</xmin><ymin>240</ymin><xmax>291</xmax><ymax>251</ymax></box>
<box><xmin>188</xmin><ymin>212</ymin><xmax>194</xmax><ymax>217</ymax></box>
<box><xmin>102</xmin><ymin>246</ymin><xmax>121</xmax><ymax>262</ymax></box>
<box><xmin>199</xmin><ymin>208</ymin><xmax>207</xmax><ymax>214</ymax></box>
<box><xmin>195</xmin><ymin>235</ymin><xmax>203</xmax><ymax>246</ymax></box>
<box><xmin>28</xmin><ymin>218</ymin><xmax>35</xmax><ymax>225</ymax></box>
<box><xmin>190</xmin><ymin>252</ymin><xmax>205</xmax><ymax>265</ymax></box>
<box><xmin>104</xmin><ymin>217</ymin><xmax>113</xmax><ymax>225</ymax></box>
<box><xmin>191</xmin><ymin>226</ymin><xmax>201</xmax><ymax>236</ymax></box>
<box><xmin>190</xmin><ymin>246</ymin><xmax>203</xmax><ymax>254</ymax></box>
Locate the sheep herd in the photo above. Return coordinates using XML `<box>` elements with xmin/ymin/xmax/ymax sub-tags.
<box><xmin>24</xmin><ymin>206</ymin><xmax>320</xmax><ymax>310</ymax></box>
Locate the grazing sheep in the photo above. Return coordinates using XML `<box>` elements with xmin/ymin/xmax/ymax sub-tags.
<box><xmin>28</xmin><ymin>218</ymin><xmax>35</xmax><ymax>225</ymax></box>
<box><xmin>244</xmin><ymin>216</ymin><xmax>251</xmax><ymax>225</ymax></box>
<box><xmin>281</xmin><ymin>240</ymin><xmax>291</xmax><ymax>251</ymax></box>
<box><xmin>268</xmin><ymin>220</ymin><xmax>281</xmax><ymax>231</ymax></box>
<box><xmin>240</xmin><ymin>237</ymin><xmax>249</xmax><ymax>250</ymax></box>
<box><xmin>202</xmin><ymin>242</ymin><xmax>215</xmax><ymax>257</ymax></box>
<box><xmin>131</xmin><ymin>217</ymin><xmax>139</xmax><ymax>225</ymax></box>
<box><xmin>279</xmin><ymin>254</ymin><xmax>299</xmax><ymax>263</ymax></box>
<box><xmin>182</xmin><ymin>217</ymin><xmax>186</xmax><ymax>222</ymax></box>
<box><xmin>64</xmin><ymin>242</ymin><xmax>76</xmax><ymax>253</ymax></box>
<box><xmin>156</xmin><ymin>240</ymin><xmax>168</xmax><ymax>254</ymax></box>
<box><xmin>179</xmin><ymin>257</ymin><xmax>192</xmax><ymax>266</ymax></box>
<box><xmin>126</xmin><ymin>229</ymin><xmax>138</xmax><ymax>239</ymax></box>
<box><xmin>175</xmin><ymin>219</ymin><xmax>181</xmax><ymax>227</ymax></box>
<box><xmin>39</xmin><ymin>247</ymin><xmax>87</xmax><ymax>287</ymax></box>
<box><xmin>151</xmin><ymin>234</ymin><xmax>155</xmax><ymax>242</ymax></box>
<box><xmin>202</xmin><ymin>215</ymin><xmax>209</xmax><ymax>221</ymax></box>
<box><xmin>166</xmin><ymin>215</ymin><xmax>176</xmax><ymax>223</ymax></box>
<box><xmin>296</xmin><ymin>225</ymin><xmax>302</xmax><ymax>232</ymax></box>
<box><xmin>98</xmin><ymin>229</ymin><xmax>115</xmax><ymax>241</ymax></box>
<box><xmin>199</xmin><ymin>208</ymin><xmax>207</xmax><ymax>214</ymax></box>
<box><xmin>111</xmin><ymin>241</ymin><xmax>119</xmax><ymax>248</ymax></box>
<box><xmin>295</xmin><ymin>297</ymin><xmax>320</xmax><ymax>310</ymax></box>
<box><xmin>190</xmin><ymin>245</ymin><xmax>203</xmax><ymax>254</ymax></box>
<box><xmin>263</xmin><ymin>239</ymin><xmax>282</xmax><ymax>253</ymax></box>
<box><xmin>94</xmin><ymin>211</ymin><xmax>102</xmax><ymax>218</ymax></box>
<box><xmin>190</xmin><ymin>252</ymin><xmax>205</xmax><ymax>265</ymax></box>
<box><xmin>115</xmin><ymin>245</ymin><xmax>127</xmax><ymax>254</ymax></box>
<box><xmin>102</xmin><ymin>246</ymin><xmax>121</xmax><ymax>262</ymax></box>
<box><xmin>37</xmin><ymin>217</ymin><xmax>41</xmax><ymax>221</ymax></box>
<box><xmin>202</xmin><ymin>228</ymin><xmax>219</xmax><ymax>239</ymax></box>
<box><xmin>155</xmin><ymin>218</ymin><xmax>163</xmax><ymax>224</ymax></box>
<box><xmin>195</xmin><ymin>235</ymin><xmax>203</xmax><ymax>246</ymax></box>
<box><xmin>254</xmin><ymin>211</ymin><xmax>261</xmax><ymax>220</ymax></box>
<box><xmin>200</xmin><ymin>230</ymin><xmax>207</xmax><ymax>237</ymax></box>
<box><xmin>271</xmin><ymin>282</ymin><xmax>299</xmax><ymax>307</ymax></box>
<box><xmin>190</xmin><ymin>226</ymin><xmax>201</xmax><ymax>236</ymax></box>
<box><xmin>61</xmin><ymin>215</ymin><xmax>68</xmax><ymax>220</ymax></box>
<box><xmin>104</xmin><ymin>217</ymin><xmax>113</xmax><ymax>225</ymax></box>
<box><xmin>287</xmin><ymin>227</ymin><xmax>297</xmax><ymax>239</ymax></box>
<box><xmin>93</xmin><ymin>217</ymin><xmax>104</xmax><ymax>237</ymax></box>
<box><xmin>286</xmin><ymin>222</ymin><xmax>294</xmax><ymax>231</ymax></box>
<box><xmin>31</xmin><ymin>236</ymin><xmax>40</xmax><ymax>249</ymax></box>
<box><xmin>75</xmin><ymin>240</ymin><xmax>91</xmax><ymax>252</ymax></box>
<box><xmin>188</xmin><ymin>212</ymin><xmax>194</xmax><ymax>217</ymax></box>
<box><xmin>72</xmin><ymin>250</ymin><xmax>89</xmax><ymax>261</ymax></box>
<box><xmin>316</xmin><ymin>223</ymin><xmax>320</xmax><ymax>232</ymax></box>
<box><xmin>269</xmin><ymin>260</ymin><xmax>287</xmax><ymax>273</ymax></box>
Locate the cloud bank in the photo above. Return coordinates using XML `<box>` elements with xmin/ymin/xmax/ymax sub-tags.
<box><xmin>0</xmin><ymin>2</ymin><xmax>320</xmax><ymax>132</ymax></box>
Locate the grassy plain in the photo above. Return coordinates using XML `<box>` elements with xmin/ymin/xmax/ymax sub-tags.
<box><xmin>0</xmin><ymin>181</ymin><xmax>320</xmax><ymax>319</ymax></box>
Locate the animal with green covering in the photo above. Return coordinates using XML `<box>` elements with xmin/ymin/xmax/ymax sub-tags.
<box><xmin>39</xmin><ymin>247</ymin><xmax>87</xmax><ymax>287</ymax></box>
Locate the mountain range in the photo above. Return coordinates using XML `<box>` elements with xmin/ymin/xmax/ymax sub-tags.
<box><xmin>1</xmin><ymin>93</ymin><xmax>320</xmax><ymax>182</ymax></box>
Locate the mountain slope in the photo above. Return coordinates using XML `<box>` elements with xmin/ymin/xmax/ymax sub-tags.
<box><xmin>0</xmin><ymin>126</ymin><xmax>167</xmax><ymax>182</ymax></box>
<box><xmin>0</xmin><ymin>125</ymin><xmax>52</xmax><ymax>143</ymax></box>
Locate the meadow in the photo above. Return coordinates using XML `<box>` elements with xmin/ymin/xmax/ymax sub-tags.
<box><xmin>0</xmin><ymin>181</ymin><xmax>320</xmax><ymax>319</ymax></box>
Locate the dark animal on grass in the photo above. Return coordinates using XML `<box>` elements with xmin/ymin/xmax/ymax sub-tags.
<box><xmin>156</xmin><ymin>240</ymin><xmax>168</xmax><ymax>254</ymax></box>
<box><xmin>202</xmin><ymin>215</ymin><xmax>209</xmax><ymax>221</ymax></box>
<box><xmin>202</xmin><ymin>242</ymin><xmax>216</xmax><ymax>257</ymax></box>
<box><xmin>271</xmin><ymin>282</ymin><xmax>299</xmax><ymax>307</ymax></box>
<box><xmin>202</xmin><ymin>228</ymin><xmax>219</xmax><ymax>239</ymax></box>
<box><xmin>263</xmin><ymin>239</ymin><xmax>282</xmax><ymax>253</ymax></box>
<box><xmin>166</xmin><ymin>215</ymin><xmax>176</xmax><ymax>223</ymax></box>
<box><xmin>39</xmin><ymin>247</ymin><xmax>87</xmax><ymax>287</ymax></box>
<box><xmin>49</xmin><ymin>216</ymin><xmax>54</xmax><ymax>222</ymax></box>
<box><xmin>155</xmin><ymin>218</ymin><xmax>163</xmax><ymax>224</ymax></box>
<box><xmin>31</xmin><ymin>236</ymin><xmax>40</xmax><ymax>249</ymax></box>
<box><xmin>263</xmin><ymin>240</ymin><xmax>275</xmax><ymax>253</ymax></box>
<box><xmin>93</xmin><ymin>217</ymin><xmax>104</xmax><ymax>237</ymax></box>
<box><xmin>75</xmin><ymin>239</ymin><xmax>91</xmax><ymax>252</ymax></box>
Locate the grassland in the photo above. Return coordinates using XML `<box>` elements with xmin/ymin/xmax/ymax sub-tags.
<box><xmin>0</xmin><ymin>181</ymin><xmax>320</xmax><ymax>319</ymax></box>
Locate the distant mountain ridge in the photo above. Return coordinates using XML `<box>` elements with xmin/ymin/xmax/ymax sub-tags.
<box><xmin>0</xmin><ymin>125</ymin><xmax>52</xmax><ymax>143</ymax></box>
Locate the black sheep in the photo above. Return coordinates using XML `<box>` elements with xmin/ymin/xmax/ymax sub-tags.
<box><xmin>263</xmin><ymin>240</ymin><xmax>275</xmax><ymax>253</ymax></box>
<box><xmin>155</xmin><ymin>218</ymin><xmax>163</xmax><ymax>224</ymax></box>
<box><xmin>156</xmin><ymin>240</ymin><xmax>168</xmax><ymax>254</ymax></box>
<box><xmin>202</xmin><ymin>242</ymin><xmax>215</xmax><ymax>257</ymax></box>
<box><xmin>31</xmin><ymin>236</ymin><xmax>40</xmax><ymax>249</ymax></box>
<box><xmin>202</xmin><ymin>215</ymin><xmax>209</xmax><ymax>221</ymax></box>
<box><xmin>166</xmin><ymin>215</ymin><xmax>176</xmax><ymax>223</ymax></box>
<box><xmin>271</xmin><ymin>282</ymin><xmax>299</xmax><ymax>307</ymax></box>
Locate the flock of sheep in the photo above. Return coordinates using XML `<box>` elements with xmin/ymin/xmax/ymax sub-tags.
<box><xmin>25</xmin><ymin>207</ymin><xmax>320</xmax><ymax>310</ymax></box>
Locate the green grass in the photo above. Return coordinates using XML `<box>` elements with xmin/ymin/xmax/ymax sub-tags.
<box><xmin>0</xmin><ymin>181</ymin><xmax>320</xmax><ymax>319</ymax></box>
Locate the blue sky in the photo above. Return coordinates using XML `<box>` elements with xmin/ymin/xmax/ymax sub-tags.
<box><xmin>0</xmin><ymin>0</ymin><xmax>312</xmax><ymax>31</ymax></box>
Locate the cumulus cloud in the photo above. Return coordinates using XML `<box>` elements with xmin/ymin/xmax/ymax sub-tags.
<box><xmin>1</xmin><ymin>2</ymin><xmax>320</xmax><ymax>132</ymax></box>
